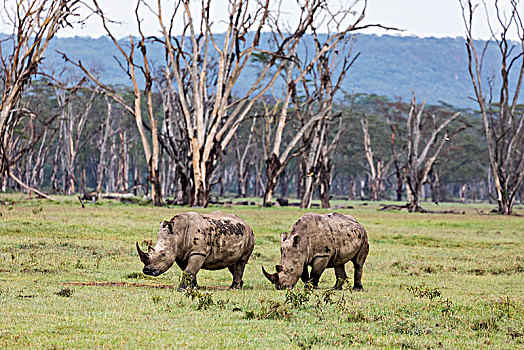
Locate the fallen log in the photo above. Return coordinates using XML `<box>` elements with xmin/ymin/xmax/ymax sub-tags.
<box><xmin>9</xmin><ymin>172</ymin><xmax>57</xmax><ymax>201</ymax></box>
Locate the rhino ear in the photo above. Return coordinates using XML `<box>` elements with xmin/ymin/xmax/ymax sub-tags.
<box><xmin>293</xmin><ymin>236</ymin><xmax>300</xmax><ymax>247</ymax></box>
<box><xmin>275</xmin><ymin>264</ymin><xmax>284</xmax><ymax>273</ymax></box>
<box><xmin>280</xmin><ymin>232</ymin><xmax>288</xmax><ymax>242</ymax></box>
<box><xmin>160</xmin><ymin>221</ymin><xmax>174</xmax><ymax>234</ymax></box>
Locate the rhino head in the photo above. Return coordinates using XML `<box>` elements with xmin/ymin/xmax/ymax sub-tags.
<box><xmin>137</xmin><ymin>220</ymin><xmax>179</xmax><ymax>276</ymax></box>
<box><xmin>263</xmin><ymin>232</ymin><xmax>305</xmax><ymax>290</ymax></box>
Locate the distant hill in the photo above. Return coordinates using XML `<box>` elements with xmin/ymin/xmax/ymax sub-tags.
<box><xmin>41</xmin><ymin>33</ymin><xmax>514</xmax><ymax>108</ymax></box>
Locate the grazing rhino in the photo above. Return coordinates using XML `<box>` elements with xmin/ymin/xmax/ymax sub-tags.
<box><xmin>137</xmin><ymin>211</ymin><xmax>255</xmax><ymax>290</ymax></box>
<box><xmin>263</xmin><ymin>212</ymin><xmax>369</xmax><ymax>290</ymax></box>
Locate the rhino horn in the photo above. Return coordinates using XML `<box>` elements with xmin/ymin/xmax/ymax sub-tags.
<box><xmin>136</xmin><ymin>242</ymin><xmax>150</xmax><ymax>264</ymax></box>
<box><xmin>262</xmin><ymin>265</ymin><xmax>279</xmax><ymax>284</ymax></box>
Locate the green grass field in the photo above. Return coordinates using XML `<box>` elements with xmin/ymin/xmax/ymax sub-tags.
<box><xmin>0</xmin><ymin>195</ymin><xmax>523</xmax><ymax>349</ymax></box>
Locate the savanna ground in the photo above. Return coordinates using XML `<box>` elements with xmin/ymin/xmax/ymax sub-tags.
<box><xmin>0</xmin><ymin>194</ymin><xmax>523</xmax><ymax>349</ymax></box>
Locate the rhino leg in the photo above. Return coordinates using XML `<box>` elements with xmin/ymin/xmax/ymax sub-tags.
<box><xmin>178</xmin><ymin>254</ymin><xmax>206</xmax><ymax>291</ymax></box>
<box><xmin>228</xmin><ymin>260</ymin><xmax>247</xmax><ymax>290</ymax></box>
<box><xmin>309</xmin><ymin>257</ymin><xmax>329</xmax><ymax>289</ymax></box>
<box><xmin>351</xmin><ymin>241</ymin><xmax>369</xmax><ymax>291</ymax></box>
<box><xmin>300</xmin><ymin>264</ymin><xmax>310</xmax><ymax>283</ymax></box>
<box><xmin>333</xmin><ymin>265</ymin><xmax>348</xmax><ymax>290</ymax></box>
<box><xmin>178</xmin><ymin>271</ymin><xmax>198</xmax><ymax>291</ymax></box>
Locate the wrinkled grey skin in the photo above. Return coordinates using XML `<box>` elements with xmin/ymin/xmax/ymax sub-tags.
<box><xmin>137</xmin><ymin>211</ymin><xmax>254</xmax><ymax>291</ymax></box>
<box><xmin>263</xmin><ymin>212</ymin><xmax>369</xmax><ymax>291</ymax></box>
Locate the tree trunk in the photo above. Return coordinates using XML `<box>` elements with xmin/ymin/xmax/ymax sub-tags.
<box><xmin>263</xmin><ymin>154</ymin><xmax>282</xmax><ymax>207</ymax></box>
<box><xmin>405</xmin><ymin>177</ymin><xmax>421</xmax><ymax>212</ymax></box>
<box><xmin>319</xmin><ymin>161</ymin><xmax>331</xmax><ymax>209</ymax></box>
<box><xmin>96</xmin><ymin>100</ymin><xmax>111</xmax><ymax>193</ymax></box>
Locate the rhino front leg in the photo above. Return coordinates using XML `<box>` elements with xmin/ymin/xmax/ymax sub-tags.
<box><xmin>300</xmin><ymin>264</ymin><xmax>310</xmax><ymax>284</ymax></box>
<box><xmin>351</xmin><ymin>241</ymin><xmax>369</xmax><ymax>291</ymax></box>
<box><xmin>228</xmin><ymin>260</ymin><xmax>247</xmax><ymax>290</ymax></box>
<box><xmin>309</xmin><ymin>257</ymin><xmax>330</xmax><ymax>289</ymax></box>
<box><xmin>178</xmin><ymin>254</ymin><xmax>206</xmax><ymax>291</ymax></box>
<box><xmin>333</xmin><ymin>265</ymin><xmax>348</xmax><ymax>290</ymax></box>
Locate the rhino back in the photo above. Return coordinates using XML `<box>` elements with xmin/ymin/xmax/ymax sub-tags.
<box><xmin>325</xmin><ymin>213</ymin><xmax>367</xmax><ymax>264</ymax></box>
<box><xmin>293</xmin><ymin>212</ymin><xmax>366</xmax><ymax>266</ymax></box>
<box><xmin>200</xmin><ymin>212</ymin><xmax>254</xmax><ymax>269</ymax></box>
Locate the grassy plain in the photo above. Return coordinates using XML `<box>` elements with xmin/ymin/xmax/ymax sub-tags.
<box><xmin>0</xmin><ymin>195</ymin><xmax>523</xmax><ymax>349</ymax></box>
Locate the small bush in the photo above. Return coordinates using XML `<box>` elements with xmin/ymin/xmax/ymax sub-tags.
<box><xmin>407</xmin><ymin>283</ymin><xmax>441</xmax><ymax>300</ymax></box>
<box><xmin>125</xmin><ymin>272</ymin><xmax>143</xmax><ymax>279</ymax></box>
<box><xmin>74</xmin><ymin>259</ymin><xmax>84</xmax><ymax>269</ymax></box>
<box><xmin>291</xmin><ymin>333</ymin><xmax>323</xmax><ymax>350</ymax></box>
<box><xmin>56</xmin><ymin>288</ymin><xmax>74</xmax><ymax>298</ymax></box>
<box><xmin>347</xmin><ymin>309</ymin><xmax>368</xmax><ymax>323</ymax></box>
<box><xmin>489</xmin><ymin>296</ymin><xmax>518</xmax><ymax>318</ymax></box>
<box><xmin>391</xmin><ymin>319</ymin><xmax>433</xmax><ymax>335</ymax></box>
<box><xmin>285</xmin><ymin>283</ymin><xmax>313</xmax><ymax>308</ymax></box>
<box><xmin>243</xmin><ymin>299</ymin><xmax>292</xmax><ymax>320</ymax></box>
<box><xmin>184</xmin><ymin>288</ymin><xmax>214</xmax><ymax>310</ymax></box>
<box><xmin>32</xmin><ymin>207</ymin><xmax>43</xmax><ymax>215</ymax></box>
<box><xmin>471</xmin><ymin>316</ymin><xmax>499</xmax><ymax>332</ymax></box>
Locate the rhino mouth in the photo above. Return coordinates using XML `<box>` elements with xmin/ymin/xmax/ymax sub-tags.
<box><xmin>142</xmin><ymin>267</ymin><xmax>160</xmax><ymax>276</ymax></box>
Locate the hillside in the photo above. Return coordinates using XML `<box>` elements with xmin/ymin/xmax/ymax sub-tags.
<box><xmin>42</xmin><ymin>33</ymin><xmax>508</xmax><ymax>108</ymax></box>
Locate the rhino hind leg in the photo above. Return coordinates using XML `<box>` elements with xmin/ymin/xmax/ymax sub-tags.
<box><xmin>351</xmin><ymin>240</ymin><xmax>369</xmax><ymax>291</ymax></box>
<box><xmin>228</xmin><ymin>260</ymin><xmax>247</xmax><ymax>290</ymax></box>
<box><xmin>333</xmin><ymin>265</ymin><xmax>348</xmax><ymax>290</ymax></box>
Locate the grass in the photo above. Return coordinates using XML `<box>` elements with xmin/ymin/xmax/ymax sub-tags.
<box><xmin>0</xmin><ymin>194</ymin><xmax>523</xmax><ymax>348</ymax></box>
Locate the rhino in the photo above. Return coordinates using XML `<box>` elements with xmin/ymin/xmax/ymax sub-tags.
<box><xmin>262</xmin><ymin>212</ymin><xmax>369</xmax><ymax>290</ymax></box>
<box><xmin>137</xmin><ymin>211</ymin><xmax>255</xmax><ymax>290</ymax></box>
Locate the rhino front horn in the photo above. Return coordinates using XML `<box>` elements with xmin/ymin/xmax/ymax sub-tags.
<box><xmin>136</xmin><ymin>242</ymin><xmax>150</xmax><ymax>264</ymax></box>
<box><xmin>262</xmin><ymin>265</ymin><xmax>279</xmax><ymax>284</ymax></box>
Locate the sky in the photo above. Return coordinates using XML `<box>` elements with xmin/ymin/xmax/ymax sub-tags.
<box><xmin>0</xmin><ymin>0</ymin><xmax>520</xmax><ymax>39</ymax></box>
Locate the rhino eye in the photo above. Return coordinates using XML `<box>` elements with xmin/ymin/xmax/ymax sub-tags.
<box><xmin>289</xmin><ymin>267</ymin><xmax>294</xmax><ymax>271</ymax></box>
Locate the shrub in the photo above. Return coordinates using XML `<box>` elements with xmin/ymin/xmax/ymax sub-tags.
<box><xmin>56</xmin><ymin>288</ymin><xmax>74</xmax><ymax>298</ymax></box>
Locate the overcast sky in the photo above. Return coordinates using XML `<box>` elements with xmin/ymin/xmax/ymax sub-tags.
<box><xmin>0</xmin><ymin>0</ymin><xmax>520</xmax><ymax>39</ymax></box>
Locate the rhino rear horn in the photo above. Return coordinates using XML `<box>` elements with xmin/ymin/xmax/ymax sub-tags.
<box><xmin>136</xmin><ymin>242</ymin><xmax>150</xmax><ymax>264</ymax></box>
<box><xmin>262</xmin><ymin>265</ymin><xmax>279</xmax><ymax>284</ymax></box>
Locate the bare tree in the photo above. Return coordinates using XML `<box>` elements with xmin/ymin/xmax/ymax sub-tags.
<box><xmin>294</xmin><ymin>29</ymin><xmax>356</xmax><ymax>209</ymax></box>
<box><xmin>153</xmin><ymin>0</ymin><xmax>329</xmax><ymax>206</ymax></box>
<box><xmin>403</xmin><ymin>92</ymin><xmax>464</xmax><ymax>212</ymax></box>
<box><xmin>261</xmin><ymin>0</ymin><xmax>389</xmax><ymax>207</ymax></box>
<box><xmin>377</xmin><ymin>97</ymin><xmax>407</xmax><ymax>201</ymax></box>
<box><xmin>62</xmin><ymin>0</ymin><xmax>163</xmax><ymax>205</ymax></box>
<box><xmin>360</xmin><ymin>113</ymin><xmax>393</xmax><ymax>201</ymax></box>
<box><xmin>232</xmin><ymin>117</ymin><xmax>257</xmax><ymax>198</ymax></box>
<box><xmin>56</xmin><ymin>88</ymin><xmax>97</xmax><ymax>194</ymax></box>
<box><xmin>0</xmin><ymin>0</ymin><xmax>80</xmax><ymax>193</ymax></box>
<box><xmin>96</xmin><ymin>97</ymin><xmax>113</xmax><ymax>194</ymax></box>
<box><xmin>461</xmin><ymin>0</ymin><xmax>524</xmax><ymax>214</ymax></box>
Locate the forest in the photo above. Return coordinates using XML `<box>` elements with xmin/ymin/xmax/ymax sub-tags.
<box><xmin>0</xmin><ymin>0</ymin><xmax>523</xmax><ymax>214</ymax></box>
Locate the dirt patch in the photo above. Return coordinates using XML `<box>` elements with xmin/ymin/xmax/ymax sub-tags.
<box><xmin>63</xmin><ymin>281</ymin><xmax>176</xmax><ymax>289</ymax></box>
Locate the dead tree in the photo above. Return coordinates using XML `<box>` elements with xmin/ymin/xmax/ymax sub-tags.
<box><xmin>403</xmin><ymin>92</ymin><xmax>463</xmax><ymax>212</ymax></box>
<box><xmin>55</xmin><ymin>88</ymin><xmax>97</xmax><ymax>194</ymax></box>
<box><xmin>95</xmin><ymin>97</ymin><xmax>112</xmax><ymax>193</ymax></box>
<box><xmin>153</xmin><ymin>0</ymin><xmax>333</xmax><ymax>206</ymax></box>
<box><xmin>62</xmin><ymin>0</ymin><xmax>163</xmax><ymax>205</ymax></box>
<box><xmin>360</xmin><ymin>113</ymin><xmax>393</xmax><ymax>201</ymax></box>
<box><xmin>0</xmin><ymin>0</ymin><xmax>80</xmax><ymax>193</ymax></box>
<box><xmin>232</xmin><ymin>117</ymin><xmax>257</xmax><ymax>198</ymax></box>
<box><xmin>378</xmin><ymin>98</ymin><xmax>406</xmax><ymax>201</ymax></box>
<box><xmin>461</xmin><ymin>0</ymin><xmax>524</xmax><ymax>214</ymax></box>
<box><xmin>262</xmin><ymin>0</ymin><xmax>385</xmax><ymax>207</ymax></box>
<box><xmin>296</xmin><ymin>28</ymin><xmax>356</xmax><ymax>209</ymax></box>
